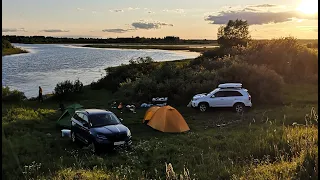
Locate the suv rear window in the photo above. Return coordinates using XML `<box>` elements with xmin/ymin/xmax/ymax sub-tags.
<box><xmin>216</xmin><ymin>91</ymin><xmax>243</xmax><ymax>97</ymax></box>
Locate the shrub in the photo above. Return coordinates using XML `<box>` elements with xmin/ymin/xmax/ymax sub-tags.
<box><xmin>54</xmin><ymin>79</ymin><xmax>83</xmax><ymax>98</ymax></box>
<box><xmin>242</xmin><ymin>37</ymin><xmax>318</xmax><ymax>83</ymax></box>
<box><xmin>2</xmin><ymin>86</ymin><xmax>26</xmax><ymax>102</ymax></box>
<box><xmin>91</xmin><ymin>57</ymin><xmax>156</xmax><ymax>92</ymax></box>
<box><xmin>215</xmin><ymin>62</ymin><xmax>284</xmax><ymax>104</ymax></box>
<box><xmin>117</xmin><ymin>57</ymin><xmax>284</xmax><ymax>105</ymax></box>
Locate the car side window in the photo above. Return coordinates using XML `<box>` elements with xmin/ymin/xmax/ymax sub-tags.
<box><xmin>214</xmin><ymin>91</ymin><xmax>226</xmax><ymax>97</ymax></box>
<box><xmin>224</xmin><ymin>91</ymin><xmax>243</xmax><ymax>97</ymax></box>
<box><xmin>73</xmin><ymin>113</ymin><xmax>82</xmax><ymax>121</ymax></box>
<box><xmin>82</xmin><ymin>114</ymin><xmax>89</xmax><ymax>123</ymax></box>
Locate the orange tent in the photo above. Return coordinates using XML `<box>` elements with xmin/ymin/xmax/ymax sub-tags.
<box><xmin>143</xmin><ymin>106</ymin><xmax>161</xmax><ymax>123</ymax></box>
<box><xmin>147</xmin><ymin>105</ymin><xmax>190</xmax><ymax>133</ymax></box>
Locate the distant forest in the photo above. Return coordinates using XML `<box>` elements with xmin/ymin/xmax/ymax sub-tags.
<box><xmin>2</xmin><ymin>35</ymin><xmax>217</xmax><ymax>44</ymax></box>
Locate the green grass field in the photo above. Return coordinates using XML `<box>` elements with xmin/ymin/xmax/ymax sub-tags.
<box><xmin>2</xmin><ymin>83</ymin><xmax>318</xmax><ymax>179</ymax></box>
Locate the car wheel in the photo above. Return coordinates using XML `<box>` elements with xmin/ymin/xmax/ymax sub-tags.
<box><xmin>199</xmin><ymin>103</ymin><xmax>208</xmax><ymax>112</ymax></box>
<box><xmin>234</xmin><ymin>103</ymin><xmax>245</xmax><ymax>113</ymax></box>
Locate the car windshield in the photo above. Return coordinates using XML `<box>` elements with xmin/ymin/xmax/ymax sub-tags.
<box><xmin>89</xmin><ymin>113</ymin><xmax>121</xmax><ymax>127</ymax></box>
<box><xmin>209</xmin><ymin>88</ymin><xmax>219</xmax><ymax>95</ymax></box>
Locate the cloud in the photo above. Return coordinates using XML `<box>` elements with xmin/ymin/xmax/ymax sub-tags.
<box><xmin>147</xmin><ymin>11</ymin><xmax>155</xmax><ymax>14</ymax></box>
<box><xmin>127</xmin><ymin>7</ymin><xmax>140</xmax><ymax>10</ymax></box>
<box><xmin>109</xmin><ymin>9</ymin><xmax>124</xmax><ymax>13</ymax></box>
<box><xmin>77</xmin><ymin>8</ymin><xmax>84</xmax><ymax>11</ymax></box>
<box><xmin>102</xmin><ymin>28</ymin><xmax>131</xmax><ymax>33</ymax></box>
<box><xmin>250</xmin><ymin>4</ymin><xmax>277</xmax><ymax>8</ymax></box>
<box><xmin>163</xmin><ymin>9</ymin><xmax>185</xmax><ymax>14</ymax></box>
<box><xmin>2</xmin><ymin>28</ymin><xmax>26</xmax><ymax>32</ymax></box>
<box><xmin>131</xmin><ymin>21</ymin><xmax>173</xmax><ymax>29</ymax></box>
<box><xmin>41</xmin><ymin>29</ymin><xmax>69</xmax><ymax>32</ymax></box>
<box><xmin>205</xmin><ymin>8</ymin><xmax>318</xmax><ymax>25</ymax></box>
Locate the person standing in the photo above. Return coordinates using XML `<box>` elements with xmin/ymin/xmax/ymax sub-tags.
<box><xmin>39</xmin><ymin>86</ymin><xmax>43</xmax><ymax>102</ymax></box>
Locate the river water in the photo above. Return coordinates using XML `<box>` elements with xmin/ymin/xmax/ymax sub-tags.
<box><xmin>2</xmin><ymin>44</ymin><xmax>200</xmax><ymax>98</ymax></box>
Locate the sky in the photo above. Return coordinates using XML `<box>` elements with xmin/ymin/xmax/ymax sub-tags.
<box><xmin>2</xmin><ymin>0</ymin><xmax>318</xmax><ymax>39</ymax></box>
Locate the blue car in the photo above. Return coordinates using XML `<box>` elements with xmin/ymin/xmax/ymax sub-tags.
<box><xmin>70</xmin><ymin>109</ymin><xmax>132</xmax><ymax>153</ymax></box>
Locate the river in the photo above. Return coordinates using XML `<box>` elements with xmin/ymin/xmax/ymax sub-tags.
<box><xmin>2</xmin><ymin>44</ymin><xmax>200</xmax><ymax>98</ymax></box>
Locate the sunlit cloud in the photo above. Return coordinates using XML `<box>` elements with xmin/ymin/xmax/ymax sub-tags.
<box><xmin>102</xmin><ymin>28</ymin><xmax>131</xmax><ymax>33</ymax></box>
<box><xmin>2</xmin><ymin>28</ymin><xmax>26</xmax><ymax>32</ymax></box>
<box><xmin>76</xmin><ymin>8</ymin><xmax>84</xmax><ymax>11</ymax></box>
<box><xmin>205</xmin><ymin>4</ymin><xmax>318</xmax><ymax>25</ymax></box>
<box><xmin>131</xmin><ymin>20</ymin><xmax>173</xmax><ymax>29</ymax></box>
<box><xmin>109</xmin><ymin>9</ymin><xmax>124</xmax><ymax>13</ymax></box>
<box><xmin>40</xmin><ymin>29</ymin><xmax>69</xmax><ymax>32</ymax></box>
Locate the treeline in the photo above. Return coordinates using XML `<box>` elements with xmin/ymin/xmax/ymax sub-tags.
<box><xmin>2</xmin><ymin>35</ymin><xmax>217</xmax><ymax>44</ymax></box>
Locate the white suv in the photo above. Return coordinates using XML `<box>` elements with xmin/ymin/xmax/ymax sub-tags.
<box><xmin>190</xmin><ymin>83</ymin><xmax>252</xmax><ymax>113</ymax></box>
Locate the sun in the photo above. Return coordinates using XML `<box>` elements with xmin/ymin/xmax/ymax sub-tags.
<box><xmin>296</xmin><ymin>0</ymin><xmax>318</xmax><ymax>14</ymax></box>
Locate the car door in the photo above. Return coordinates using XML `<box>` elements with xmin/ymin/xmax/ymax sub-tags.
<box><xmin>77</xmin><ymin>113</ymin><xmax>90</xmax><ymax>144</ymax></box>
<box><xmin>223</xmin><ymin>91</ymin><xmax>244</xmax><ymax>107</ymax></box>
<box><xmin>208</xmin><ymin>91</ymin><xmax>226</xmax><ymax>107</ymax></box>
<box><xmin>81</xmin><ymin>113</ymin><xmax>91</xmax><ymax>144</ymax></box>
<box><xmin>71</xmin><ymin>112</ymin><xmax>84</xmax><ymax>141</ymax></box>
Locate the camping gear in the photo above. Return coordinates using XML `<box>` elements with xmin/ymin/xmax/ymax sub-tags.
<box><xmin>56</xmin><ymin>103</ymin><xmax>84</xmax><ymax>128</ymax></box>
<box><xmin>152</xmin><ymin>97</ymin><xmax>168</xmax><ymax>107</ymax></box>
<box><xmin>61</xmin><ymin>129</ymin><xmax>71</xmax><ymax>137</ymax></box>
<box><xmin>145</xmin><ymin>105</ymin><xmax>190</xmax><ymax>133</ymax></box>
<box><xmin>143</xmin><ymin>106</ymin><xmax>161</xmax><ymax>123</ymax></box>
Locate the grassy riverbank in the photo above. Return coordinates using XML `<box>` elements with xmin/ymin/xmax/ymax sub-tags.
<box><xmin>2</xmin><ymin>47</ymin><xmax>28</xmax><ymax>56</ymax></box>
<box><xmin>2</xmin><ymin>39</ymin><xmax>28</xmax><ymax>56</ymax></box>
<box><xmin>83</xmin><ymin>44</ymin><xmax>218</xmax><ymax>52</ymax></box>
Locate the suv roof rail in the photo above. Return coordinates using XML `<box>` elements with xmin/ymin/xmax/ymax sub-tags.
<box><xmin>218</xmin><ymin>83</ymin><xmax>242</xmax><ymax>89</ymax></box>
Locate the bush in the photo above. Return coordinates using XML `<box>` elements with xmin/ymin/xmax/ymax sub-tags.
<box><xmin>91</xmin><ymin>57</ymin><xmax>156</xmax><ymax>92</ymax></box>
<box><xmin>2</xmin><ymin>86</ymin><xmax>26</xmax><ymax>102</ymax></box>
<box><xmin>54</xmin><ymin>79</ymin><xmax>83</xmax><ymax>98</ymax></box>
<box><xmin>242</xmin><ymin>37</ymin><xmax>318</xmax><ymax>83</ymax></box>
<box><xmin>116</xmin><ymin>57</ymin><xmax>284</xmax><ymax>105</ymax></box>
<box><xmin>215</xmin><ymin>62</ymin><xmax>284</xmax><ymax>104</ymax></box>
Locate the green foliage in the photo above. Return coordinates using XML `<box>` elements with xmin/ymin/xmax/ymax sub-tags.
<box><xmin>91</xmin><ymin>57</ymin><xmax>156</xmax><ymax>92</ymax></box>
<box><xmin>217</xmin><ymin>19</ymin><xmax>251</xmax><ymax>48</ymax></box>
<box><xmin>242</xmin><ymin>37</ymin><xmax>318</xmax><ymax>83</ymax></box>
<box><xmin>2</xmin><ymin>39</ymin><xmax>13</xmax><ymax>49</ymax></box>
<box><xmin>54</xmin><ymin>79</ymin><xmax>83</xmax><ymax>99</ymax></box>
<box><xmin>2</xmin><ymin>86</ymin><xmax>26</xmax><ymax>102</ymax></box>
<box><xmin>116</xmin><ymin>56</ymin><xmax>284</xmax><ymax>105</ymax></box>
<box><xmin>2</xmin><ymin>39</ymin><xmax>28</xmax><ymax>56</ymax></box>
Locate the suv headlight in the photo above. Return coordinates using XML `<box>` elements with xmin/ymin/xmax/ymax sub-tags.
<box><xmin>97</xmin><ymin>134</ymin><xmax>108</xmax><ymax>139</ymax></box>
<box><xmin>127</xmin><ymin>129</ymin><xmax>131</xmax><ymax>137</ymax></box>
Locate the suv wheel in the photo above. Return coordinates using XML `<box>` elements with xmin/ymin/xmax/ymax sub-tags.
<box><xmin>199</xmin><ymin>103</ymin><xmax>208</xmax><ymax>112</ymax></box>
<box><xmin>234</xmin><ymin>103</ymin><xmax>245</xmax><ymax>113</ymax></box>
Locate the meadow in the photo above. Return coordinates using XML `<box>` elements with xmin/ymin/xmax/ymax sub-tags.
<box><xmin>2</xmin><ymin>37</ymin><xmax>318</xmax><ymax>179</ymax></box>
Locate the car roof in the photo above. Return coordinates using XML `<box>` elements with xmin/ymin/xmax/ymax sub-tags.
<box><xmin>75</xmin><ymin>109</ymin><xmax>111</xmax><ymax>114</ymax></box>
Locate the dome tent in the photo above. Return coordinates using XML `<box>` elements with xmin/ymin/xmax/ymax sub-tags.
<box><xmin>145</xmin><ymin>105</ymin><xmax>190</xmax><ymax>133</ymax></box>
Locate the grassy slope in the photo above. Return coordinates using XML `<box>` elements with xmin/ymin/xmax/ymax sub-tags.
<box><xmin>2</xmin><ymin>83</ymin><xmax>318</xmax><ymax>179</ymax></box>
<box><xmin>2</xmin><ymin>47</ymin><xmax>28</xmax><ymax>56</ymax></box>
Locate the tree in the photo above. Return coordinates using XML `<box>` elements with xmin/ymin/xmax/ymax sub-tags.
<box><xmin>217</xmin><ymin>19</ymin><xmax>251</xmax><ymax>48</ymax></box>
